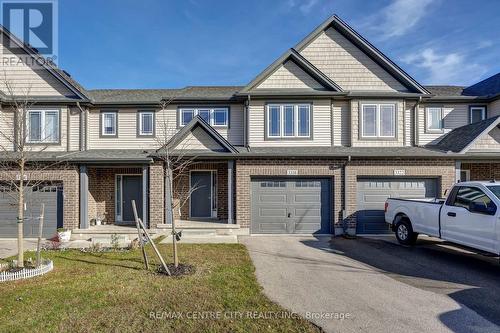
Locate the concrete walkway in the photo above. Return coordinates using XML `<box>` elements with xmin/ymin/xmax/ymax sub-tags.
<box><xmin>240</xmin><ymin>235</ymin><xmax>499</xmax><ymax>333</ymax></box>
<box><xmin>0</xmin><ymin>239</ymin><xmax>39</xmax><ymax>260</ymax></box>
<box><xmin>0</xmin><ymin>239</ymin><xmax>96</xmax><ymax>260</ymax></box>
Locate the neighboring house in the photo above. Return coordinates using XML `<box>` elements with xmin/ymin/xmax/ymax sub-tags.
<box><xmin>0</xmin><ymin>14</ymin><xmax>499</xmax><ymax>238</ymax></box>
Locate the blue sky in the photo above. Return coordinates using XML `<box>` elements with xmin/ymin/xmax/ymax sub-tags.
<box><xmin>55</xmin><ymin>0</ymin><xmax>500</xmax><ymax>89</ymax></box>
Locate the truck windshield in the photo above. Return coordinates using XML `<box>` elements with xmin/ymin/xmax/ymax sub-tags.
<box><xmin>487</xmin><ymin>186</ymin><xmax>500</xmax><ymax>200</ymax></box>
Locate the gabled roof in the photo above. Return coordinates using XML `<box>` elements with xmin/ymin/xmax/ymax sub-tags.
<box><xmin>291</xmin><ymin>14</ymin><xmax>430</xmax><ymax>94</ymax></box>
<box><xmin>88</xmin><ymin>86</ymin><xmax>243</xmax><ymax>104</ymax></box>
<box><xmin>0</xmin><ymin>25</ymin><xmax>89</xmax><ymax>101</ymax></box>
<box><xmin>424</xmin><ymin>85</ymin><xmax>466</xmax><ymax>97</ymax></box>
<box><xmin>158</xmin><ymin>115</ymin><xmax>238</xmax><ymax>154</ymax></box>
<box><xmin>432</xmin><ymin>116</ymin><xmax>500</xmax><ymax>153</ymax></box>
<box><xmin>240</xmin><ymin>48</ymin><xmax>343</xmax><ymax>93</ymax></box>
<box><xmin>463</xmin><ymin>73</ymin><xmax>500</xmax><ymax>97</ymax></box>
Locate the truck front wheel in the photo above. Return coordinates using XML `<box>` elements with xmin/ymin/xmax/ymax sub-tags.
<box><xmin>395</xmin><ymin>219</ymin><xmax>418</xmax><ymax>245</ymax></box>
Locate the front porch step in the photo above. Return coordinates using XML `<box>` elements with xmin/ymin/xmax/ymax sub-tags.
<box><xmin>159</xmin><ymin>234</ymin><xmax>238</xmax><ymax>244</ymax></box>
<box><xmin>71</xmin><ymin>226</ymin><xmax>161</xmax><ymax>241</ymax></box>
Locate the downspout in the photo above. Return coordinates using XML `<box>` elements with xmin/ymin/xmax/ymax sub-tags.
<box><xmin>76</xmin><ymin>102</ymin><xmax>85</xmax><ymax>151</ymax></box>
<box><xmin>413</xmin><ymin>96</ymin><xmax>422</xmax><ymax>146</ymax></box>
<box><xmin>245</xmin><ymin>95</ymin><xmax>250</xmax><ymax>148</ymax></box>
<box><xmin>341</xmin><ymin>155</ymin><xmax>351</xmax><ymax>236</ymax></box>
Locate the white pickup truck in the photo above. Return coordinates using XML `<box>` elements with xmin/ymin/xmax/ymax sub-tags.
<box><xmin>385</xmin><ymin>181</ymin><xmax>500</xmax><ymax>256</ymax></box>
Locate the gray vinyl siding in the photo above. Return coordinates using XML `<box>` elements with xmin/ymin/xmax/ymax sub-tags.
<box><xmin>332</xmin><ymin>100</ymin><xmax>350</xmax><ymax>146</ymax></box>
<box><xmin>0</xmin><ymin>107</ymin><xmax>14</xmax><ymax>150</ymax></box>
<box><xmin>68</xmin><ymin>108</ymin><xmax>81</xmax><ymax>151</ymax></box>
<box><xmin>87</xmin><ymin>103</ymin><xmax>244</xmax><ymax>149</ymax></box>
<box><xmin>299</xmin><ymin>27</ymin><xmax>408</xmax><ymax>92</ymax></box>
<box><xmin>351</xmin><ymin>100</ymin><xmax>404</xmax><ymax>147</ymax></box>
<box><xmin>255</xmin><ymin>61</ymin><xmax>324</xmax><ymax>90</ymax></box>
<box><xmin>417</xmin><ymin>104</ymin><xmax>469</xmax><ymax>145</ymax></box>
<box><xmin>176</xmin><ymin>126</ymin><xmax>225</xmax><ymax>151</ymax></box>
<box><xmin>248</xmin><ymin>99</ymin><xmax>331</xmax><ymax>147</ymax></box>
<box><xmin>468</xmin><ymin>127</ymin><xmax>500</xmax><ymax>151</ymax></box>
<box><xmin>0</xmin><ymin>44</ymin><xmax>76</xmax><ymax>97</ymax></box>
<box><xmin>405</xmin><ymin>101</ymin><xmax>416</xmax><ymax>146</ymax></box>
<box><xmin>489</xmin><ymin>99</ymin><xmax>500</xmax><ymax>117</ymax></box>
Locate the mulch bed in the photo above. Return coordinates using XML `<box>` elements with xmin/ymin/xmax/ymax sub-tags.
<box><xmin>158</xmin><ymin>263</ymin><xmax>196</xmax><ymax>277</ymax></box>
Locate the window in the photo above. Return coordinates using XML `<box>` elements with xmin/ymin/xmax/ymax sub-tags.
<box><xmin>266</xmin><ymin>104</ymin><xmax>311</xmax><ymax>139</ymax></box>
<box><xmin>487</xmin><ymin>186</ymin><xmax>500</xmax><ymax>200</ymax></box>
<box><xmin>260</xmin><ymin>181</ymin><xmax>286</xmax><ymax>188</ymax></box>
<box><xmin>426</xmin><ymin>107</ymin><xmax>443</xmax><ymax>132</ymax></box>
<box><xmin>27</xmin><ymin>110</ymin><xmax>59</xmax><ymax>143</ymax></box>
<box><xmin>101</xmin><ymin>112</ymin><xmax>117</xmax><ymax>136</ymax></box>
<box><xmin>452</xmin><ymin>186</ymin><xmax>497</xmax><ymax>215</ymax></box>
<box><xmin>138</xmin><ymin>112</ymin><xmax>154</xmax><ymax>136</ymax></box>
<box><xmin>361</xmin><ymin>104</ymin><xmax>396</xmax><ymax>138</ymax></box>
<box><xmin>179</xmin><ymin>107</ymin><xmax>229</xmax><ymax>127</ymax></box>
<box><xmin>470</xmin><ymin>106</ymin><xmax>486</xmax><ymax>124</ymax></box>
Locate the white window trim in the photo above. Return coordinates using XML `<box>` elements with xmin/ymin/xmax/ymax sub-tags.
<box><xmin>26</xmin><ymin>109</ymin><xmax>59</xmax><ymax>143</ymax></box>
<box><xmin>179</xmin><ymin>107</ymin><xmax>229</xmax><ymax>127</ymax></box>
<box><xmin>101</xmin><ymin>112</ymin><xmax>117</xmax><ymax>136</ymax></box>
<box><xmin>139</xmin><ymin>111</ymin><xmax>154</xmax><ymax>136</ymax></box>
<box><xmin>425</xmin><ymin>107</ymin><xmax>443</xmax><ymax>133</ymax></box>
<box><xmin>360</xmin><ymin>103</ymin><xmax>396</xmax><ymax>139</ymax></box>
<box><xmin>469</xmin><ymin>106</ymin><xmax>486</xmax><ymax>123</ymax></box>
<box><xmin>266</xmin><ymin>104</ymin><xmax>311</xmax><ymax>139</ymax></box>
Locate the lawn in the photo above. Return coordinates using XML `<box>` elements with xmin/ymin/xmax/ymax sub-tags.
<box><xmin>0</xmin><ymin>242</ymin><xmax>320</xmax><ymax>333</ymax></box>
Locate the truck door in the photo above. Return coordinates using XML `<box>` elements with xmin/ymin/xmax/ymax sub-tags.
<box><xmin>440</xmin><ymin>185</ymin><xmax>497</xmax><ymax>253</ymax></box>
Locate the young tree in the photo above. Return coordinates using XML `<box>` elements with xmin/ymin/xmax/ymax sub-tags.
<box><xmin>155</xmin><ymin>98</ymin><xmax>201</xmax><ymax>268</ymax></box>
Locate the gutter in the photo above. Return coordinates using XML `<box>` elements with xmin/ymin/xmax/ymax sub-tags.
<box><xmin>244</xmin><ymin>95</ymin><xmax>250</xmax><ymax>147</ymax></box>
<box><xmin>76</xmin><ymin>102</ymin><xmax>86</xmax><ymax>151</ymax></box>
<box><xmin>413</xmin><ymin>96</ymin><xmax>422</xmax><ymax>146</ymax></box>
<box><xmin>341</xmin><ymin>155</ymin><xmax>351</xmax><ymax>236</ymax></box>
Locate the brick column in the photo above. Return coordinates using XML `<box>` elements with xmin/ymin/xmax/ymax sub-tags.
<box><xmin>149</xmin><ymin>161</ymin><xmax>164</xmax><ymax>228</ymax></box>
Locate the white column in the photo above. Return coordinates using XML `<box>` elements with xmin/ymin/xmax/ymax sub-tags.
<box><xmin>455</xmin><ymin>161</ymin><xmax>462</xmax><ymax>183</ymax></box>
<box><xmin>142</xmin><ymin>165</ymin><xmax>148</xmax><ymax>227</ymax></box>
<box><xmin>79</xmin><ymin>165</ymin><xmax>89</xmax><ymax>229</ymax></box>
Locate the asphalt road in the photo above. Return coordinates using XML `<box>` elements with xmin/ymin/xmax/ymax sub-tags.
<box><xmin>240</xmin><ymin>235</ymin><xmax>500</xmax><ymax>333</ymax></box>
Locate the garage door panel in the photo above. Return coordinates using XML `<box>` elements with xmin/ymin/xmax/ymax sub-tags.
<box><xmin>259</xmin><ymin>194</ymin><xmax>287</xmax><ymax>203</ymax></box>
<box><xmin>293</xmin><ymin>207</ymin><xmax>321</xmax><ymax>217</ymax></box>
<box><xmin>357</xmin><ymin>178</ymin><xmax>438</xmax><ymax>234</ymax></box>
<box><xmin>252</xmin><ymin>178</ymin><xmax>331</xmax><ymax>234</ymax></box>
<box><xmin>295</xmin><ymin>222</ymin><xmax>322</xmax><ymax>233</ymax></box>
<box><xmin>257</xmin><ymin>222</ymin><xmax>288</xmax><ymax>233</ymax></box>
<box><xmin>293</xmin><ymin>194</ymin><xmax>321</xmax><ymax>203</ymax></box>
<box><xmin>259</xmin><ymin>207</ymin><xmax>288</xmax><ymax>218</ymax></box>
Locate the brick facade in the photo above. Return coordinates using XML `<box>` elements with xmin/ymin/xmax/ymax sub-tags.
<box><xmin>172</xmin><ymin>161</ymin><xmax>229</xmax><ymax>221</ymax></box>
<box><xmin>149</xmin><ymin>161</ymin><xmax>164</xmax><ymax>227</ymax></box>
<box><xmin>0</xmin><ymin>165</ymin><xmax>80</xmax><ymax>230</ymax></box>
<box><xmin>236</xmin><ymin>158</ymin><xmax>457</xmax><ymax>234</ymax></box>
<box><xmin>462</xmin><ymin>163</ymin><xmax>500</xmax><ymax>181</ymax></box>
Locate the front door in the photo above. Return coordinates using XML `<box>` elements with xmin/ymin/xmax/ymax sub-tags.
<box><xmin>190</xmin><ymin>171</ymin><xmax>213</xmax><ymax>218</ymax></box>
<box><xmin>121</xmin><ymin>175</ymin><xmax>143</xmax><ymax>224</ymax></box>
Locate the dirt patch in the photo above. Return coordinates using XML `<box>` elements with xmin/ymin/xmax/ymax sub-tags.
<box><xmin>158</xmin><ymin>263</ymin><xmax>196</xmax><ymax>277</ymax></box>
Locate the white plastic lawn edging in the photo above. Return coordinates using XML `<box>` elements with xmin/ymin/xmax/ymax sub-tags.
<box><xmin>0</xmin><ymin>259</ymin><xmax>53</xmax><ymax>282</ymax></box>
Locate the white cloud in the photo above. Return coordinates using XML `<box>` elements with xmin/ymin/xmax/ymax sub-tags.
<box><xmin>287</xmin><ymin>0</ymin><xmax>320</xmax><ymax>14</ymax></box>
<box><xmin>364</xmin><ymin>0</ymin><xmax>436</xmax><ymax>40</ymax></box>
<box><xmin>402</xmin><ymin>48</ymin><xmax>487</xmax><ymax>85</ymax></box>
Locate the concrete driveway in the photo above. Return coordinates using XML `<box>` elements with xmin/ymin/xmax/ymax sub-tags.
<box><xmin>240</xmin><ymin>235</ymin><xmax>500</xmax><ymax>333</ymax></box>
<box><xmin>0</xmin><ymin>239</ymin><xmax>39</xmax><ymax>260</ymax></box>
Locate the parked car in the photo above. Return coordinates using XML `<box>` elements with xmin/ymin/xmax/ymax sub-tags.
<box><xmin>385</xmin><ymin>181</ymin><xmax>500</xmax><ymax>256</ymax></box>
